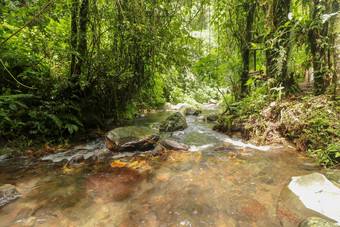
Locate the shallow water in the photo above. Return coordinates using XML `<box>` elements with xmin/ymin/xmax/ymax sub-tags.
<box><xmin>0</xmin><ymin>109</ymin><xmax>319</xmax><ymax>226</ymax></box>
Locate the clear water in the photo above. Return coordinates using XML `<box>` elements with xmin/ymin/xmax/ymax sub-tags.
<box><xmin>0</xmin><ymin>110</ymin><xmax>319</xmax><ymax>226</ymax></box>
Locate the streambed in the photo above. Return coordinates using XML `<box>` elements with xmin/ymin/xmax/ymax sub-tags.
<box><xmin>0</xmin><ymin>107</ymin><xmax>328</xmax><ymax>226</ymax></box>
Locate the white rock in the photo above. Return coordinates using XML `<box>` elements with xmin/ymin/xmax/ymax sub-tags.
<box><xmin>288</xmin><ymin>172</ymin><xmax>340</xmax><ymax>225</ymax></box>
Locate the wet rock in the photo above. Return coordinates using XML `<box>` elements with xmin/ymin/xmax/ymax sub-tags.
<box><xmin>106</xmin><ymin>126</ymin><xmax>159</xmax><ymax>152</ymax></box>
<box><xmin>179</xmin><ymin>105</ymin><xmax>202</xmax><ymax>116</ymax></box>
<box><xmin>86</xmin><ymin>167</ymin><xmax>144</xmax><ymax>201</ymax></box>
<box><xmin>288</xmin><ymin>173</ymin><xmax>340</xmax><ymax>223</ymax></box>
<box><xmin>159</xmin><ymin>140</ymin><xmax>190</xmax><ymax>151</ymax></box>
<box><xmin>156</xmin><ymin>172</ymin><xmax>171</xmax><ymax>182</ymax></box>
<box><xmin>159</xmin><ymin>112</ymin><xmax>187</xmax><ymax>132</ymax></box>
<box><xmin>0</xmin><ymin>148</ymin><xmax>19</xmax><ymax>160</ymax></box>
<box><xmin>260</xmin><ymin>176</ymin><xmax>275</xmax><ymax>185</ymax></box>
<box><xmin>325</xmin><ymin>172</ymin><xmax>340</xmax><ymax>184</ymax></box>
<box><xmin>0</xmin><ymin>184</ymin><xmax>21</xmax><ymax>206</ymax></box>
<box><xmin>229</xmin><ymin>196</ymin><xmax>267</xmax><ymax>222</ymax></box>
<box><xmin>84</xmin><ymin>155</ymin><xmax>98</xmax><ymax>165</ymax></box>
<box><xmin>277</xmin><ymin>173</ymin><xmax>340</xmax><ymax>226</ymax></box>
<box><xmin>298</xmin><ymin>162</ymin><xmax>321</xmax><ymax>171</ymax></box>
<box><xmin>299</xmin><ymin>217</ymin><xmax>337</xmax><ymax>227</ymax></box>
<box><xmin>214</xmin><ymin>146</ymin><xmax>239</xmax><ymax>152</ymax></box>
<box><xmin>151</xmin><ymin>140</ymin><xmax>190</xmax><ymax>155</ymax></box>
<box><xmin>206</xmin><ymin>113</ymin><xmax>219</xmax><ymax>122</ymax></box>
<box><xmin>66</xmin><ymin>155</ymin><xmax>85</xmax><ymax>166</ymax></box>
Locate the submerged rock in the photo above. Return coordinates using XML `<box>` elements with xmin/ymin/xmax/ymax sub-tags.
<box><xmin>299</xmin><ymin>217</ymin><xmax>337</xmax><ymax>227</ymax></box>
<box><xmin>106</xmin><ymin>126</ymin><xmax>159</xmax><ymax>152</ymax></box>
<box><xmin>0</xmin><ymin>184</ymin><xmax>21</xmax><ymax>207</ymax></box>
<box><xmin>159</xmin><ymin>112</ymin><xmax>187</xmax><ymax>132</ymax></box>
<box><xmin>152</xmin><ymin>140</ymin><xmax>190</xmax><ymax>154</ymax></box>
<box><xmin>86</xmin><ymin>167</ymin><xmax>145</xmax><ymax>201</ymax></box>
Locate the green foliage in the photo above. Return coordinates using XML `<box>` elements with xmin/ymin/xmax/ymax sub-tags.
<box><xmin>309</xmin><ymin>143</ymin><xmax>340</xmax><ymax>167</ymax></box>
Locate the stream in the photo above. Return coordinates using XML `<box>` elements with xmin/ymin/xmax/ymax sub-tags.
<box><xmin>0</xmin><ymin>106</ymin><xmax>324</xmax><ymax>226</ymax></box>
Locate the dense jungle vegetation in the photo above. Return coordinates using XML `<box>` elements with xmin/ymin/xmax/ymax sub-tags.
<box><xmin>0</xmin><ymin>0</ymin><xmax>339</xmax><ymax>165</ymax></box>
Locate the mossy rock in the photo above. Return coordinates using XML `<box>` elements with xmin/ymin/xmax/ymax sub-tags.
<box><xmin>159</xmin><ymin>112</ymin><xmax>187</xmax><ymax>132</ymax></box>
<box><xmin>299</xmin><ymin>217</ymin><xmax>337</xmax><ymax>227</ymax></box>
<box><xmin>179</xmin><ymin>105</ymin><xmax>202</xmax><ymax>116</ymax></box>
<box><xmin>325</xmin><ymin>172</ymin><xmax>340</xmax><ymax>184</ymax></box>
<box><xmin>106</xmin><ymin>126</ymin><xmax>159</xmax><ymax>152</ymax></box>
<box><xmin>207</xmin><ymin>113</ymin><xmax>219</xmax><ymax>122</ymax></box>
<box><xmin>0</xmin><ymin>148</ymin><xmax>19</xmax><ymax>159</ymax></box>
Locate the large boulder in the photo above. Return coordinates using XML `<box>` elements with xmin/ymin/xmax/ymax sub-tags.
<box><xmin>159</xmin><ymin>112</ymin><xmax>187</xmax><ymax>132</ymax></box>
<box><xmin>106</xmin><ymin>126</ymin><xmax>159</xmax><ymax>152</ymax></box>
<box><xmin>277</xmin><ymin>173</ymin><xmax>340</xmax><ymax>226</ymax></box>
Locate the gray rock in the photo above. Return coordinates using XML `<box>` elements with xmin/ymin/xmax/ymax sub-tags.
<box><xmin>179</xmin><ymin>105</ymin><xmax>202</xmax><ymax>116</ymax></box>
<box><xmin>66</xmin><ymin>155</ymin><xmax>85</xmax><ymax>166</ymax></box>
<box><xmin>159</xmin><ymin>112</ymin><xmax>187</xmax><ymax>132</ymax></box>
<box><xmin>207</xmin><ymin>113</ymin><xmax>219</xmax><ymax>122</ymax></box>
<box><xmin>151</xmin><ymin>140</ymin><xmax>190</xmax><ymax>155</ymax></box>
<box><xmin>0</xmin><ymin>148</ymin><xmax>19</xmax><ymax>160</ymax></box>
<box><xmin>299</xmin><ymin>217</ymin><xmax>337</xmax><ymax>227</ymax></box>
<box><xmin>162</xmin><ymin>140</ymin><xmax>189</xmax><ymax>151</ymax></box>
<box><xmin>0</xmin><ymin>184</ymin><xmax>21</xmax><ymax>206</ymax></box>
<box><xmin>106</xmin><ymin>126</ymin><xmax>159</xmax><ymax>152</ymax></box>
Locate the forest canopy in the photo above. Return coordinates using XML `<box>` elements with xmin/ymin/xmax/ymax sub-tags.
<box><xmin>0</xmin><ymin>0</ymin><xmax>339</xmax><ymax>146</ymax></box>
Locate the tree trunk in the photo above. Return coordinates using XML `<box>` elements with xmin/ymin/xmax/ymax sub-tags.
<box><xmin>75</xmin><ymin>0</ymin><xmax>89</xmax><ymax>77</ymax></box>
<box><xmin>240</xmin><ymin>2</ymin><xmax>255</xmax><ymax>95</ymax></box>
<box><xmin>265</xmin><ymin>0</ymin><xmax>291</xmax><ymax>88</ymax></box>
<box><xmin>70</xmin><ymin>0</ymin><xmax>78</xmax><ymax>77</ymax></box>
<box><xmin>335</xmin><ymin>8</ymin><xmax>340</xmax><ymax>96</ymax></box>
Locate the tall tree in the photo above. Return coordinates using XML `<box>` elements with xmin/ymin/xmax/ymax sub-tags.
<box><xmin>240</xmin><ymin>2</ymin><xmax>255</xmax><ymax>95</ymax></box>
<box><xmin>70</xmin><ymin>0</ymin><xmax>78</xmax><ymax>77</ymax></box>
<box><xmin>265</xmin><ymin>0</ymin><xmax>292</xmax><ymax>89</ymax></box>
<box><xmin>75</xmin><ymin>0</ymin><xmax>89</xmax><ymax>77</ymax></box>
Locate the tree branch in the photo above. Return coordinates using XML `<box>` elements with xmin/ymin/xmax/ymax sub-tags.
<box><xmin>0</xmin><ymin>0</ymin><xmax>54</xmax><ymax>47</ymax></box>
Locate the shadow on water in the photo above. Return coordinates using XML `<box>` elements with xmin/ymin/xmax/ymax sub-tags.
<box><xmin>0</xmin><ymin>109</ymin><xmax>320</xmax><ymax>226</ymax></box>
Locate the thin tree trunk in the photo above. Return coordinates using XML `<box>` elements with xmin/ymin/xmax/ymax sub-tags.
<box><xmin>334</xmin><ymin>9</ymin><xmax>340</xmax><ymax>96</ymax></box>
<box><xmin>70</xmin><ymin>0</ymin><xmax>78</xmax><ymax>77</ymax></box>
<box><xmin>240</xmin><ymin>2</ymin><xmax>255</xmax><ymax>95</ymax></box>
<box><xmin>309</xmin><ymin>0</ymin><xmax>326</xmax><ymax>95</ymax></box>
<box><xmin>75</xmin><ymin>0</ymin><xmax>89</xmax><ymax>77</ymax></box>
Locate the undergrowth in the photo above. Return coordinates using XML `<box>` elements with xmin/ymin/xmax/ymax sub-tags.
<box><xmin>215</xmin><ymin>89</ymin><xmax>340</xmax><ymax>168</ymax></box>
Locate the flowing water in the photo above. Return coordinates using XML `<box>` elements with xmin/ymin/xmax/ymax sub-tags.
<box><xmin>0</xmin><ymin>108</ymin><xmax>321</xmax><ymax>226</ymax></box>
